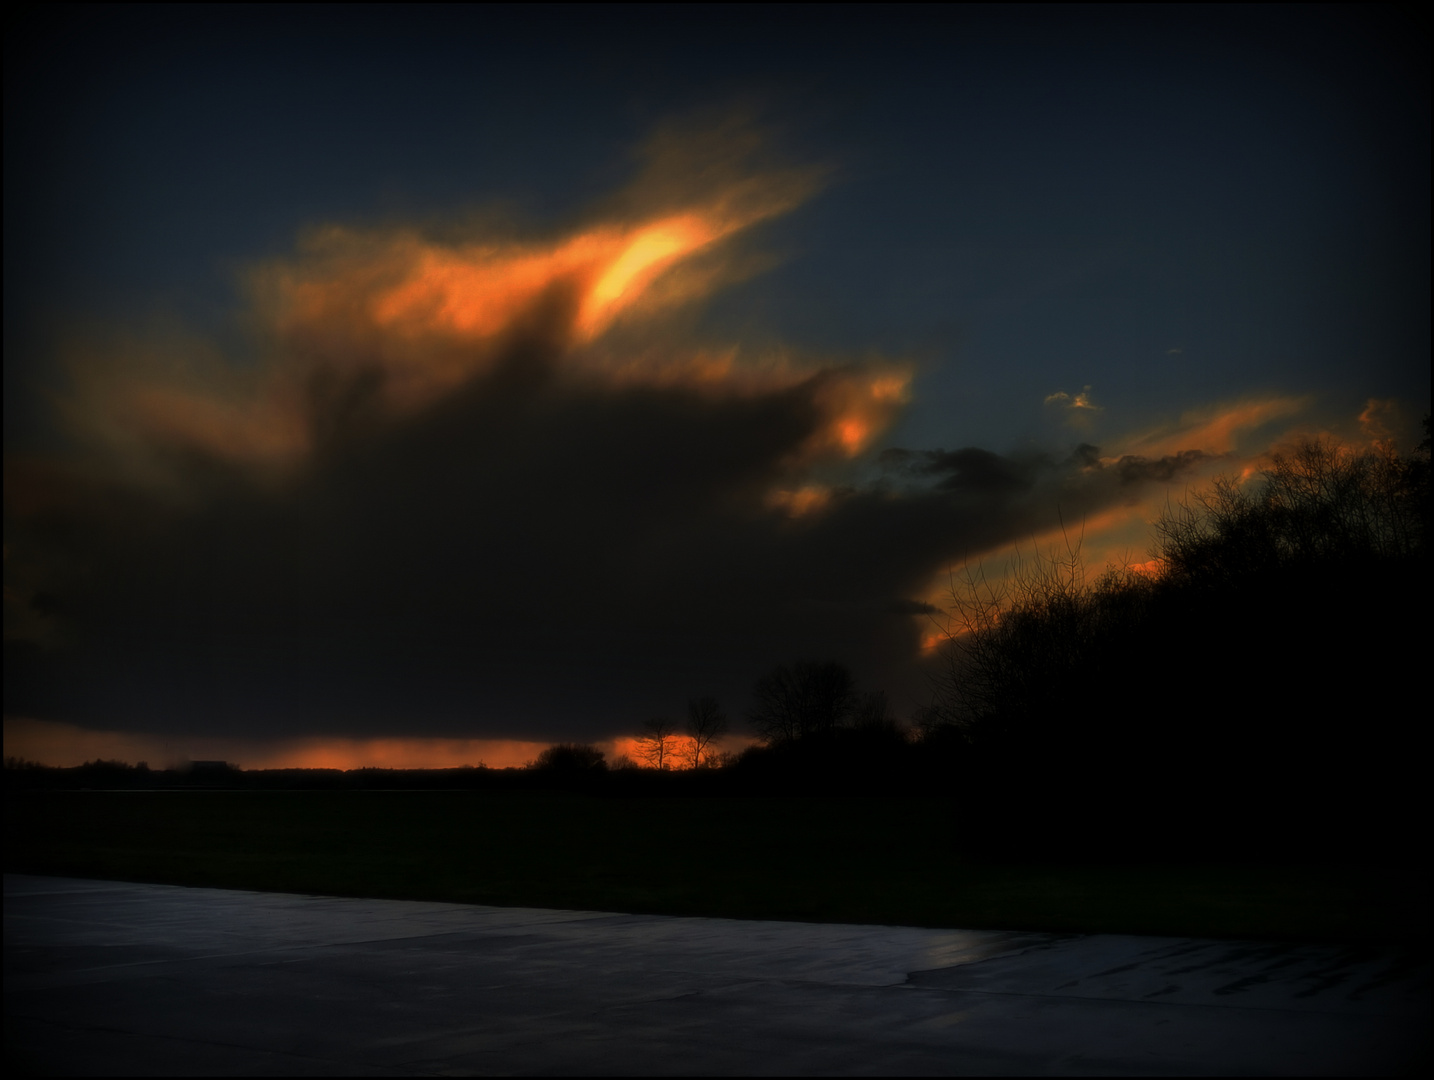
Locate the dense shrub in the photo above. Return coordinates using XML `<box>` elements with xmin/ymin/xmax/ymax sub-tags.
<box><xmin>929</xmin><ymin>430</ymin><xmax>1429</xmax><ymax>860</ymax></box>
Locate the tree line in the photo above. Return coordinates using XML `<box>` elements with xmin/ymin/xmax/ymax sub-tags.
<box><xmin>584</xmin><ymin>425</ymin><xmax>1428</xmax><ymax>857</ymax></box>
<box><xmin>11</xmin><ymin>428</ymin><xmax>1427</xmax><ymax>858</ymax></box>
<box><xmin>915</xmin><ymin>426</ymin><xmax>1430</xmax><ymax>859</ymax></box>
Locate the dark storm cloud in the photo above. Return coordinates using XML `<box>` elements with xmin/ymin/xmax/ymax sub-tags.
<box><xmin>880</xmin><ymin>446</ymin><xmax>1049</xmax><ymax>494</ymax></box>
<box><xmin>2</xmin><ymin>107</ymin><xmax>1247</xmax><ymax>745</ymax></box>
<box><xmin>1111</xmin><ymin>449</ymin><xmax>1211</xmax><ymax>485</ymax></box>
<box><xmin>1052</xmin><ymin>442</ymin><xmax>1212</xmax><ymax>485</ymax></box>
<box><xmin>4</xmin><ymin>301</ymin><xmax>1189</xmax><ymax>743</ymax></box>
<box><xmin>871</xmin><ymin>439</ymin><xmax>1213</xmax><ymax>511</ymax></box>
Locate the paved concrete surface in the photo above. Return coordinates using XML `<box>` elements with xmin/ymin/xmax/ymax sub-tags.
<box><xmin>4</xmin><ymin>874</ymin><xmax>1427</xmax><ymax>1075</ymax></box>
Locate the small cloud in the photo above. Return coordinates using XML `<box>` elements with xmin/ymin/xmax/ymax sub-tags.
<box><xmin>1166</xmin><ymin>347</ymin><xmax>1183</xmax><ymax>356</ymax></box>
<box><xmin>1045</xmin><ymin>385</ymin><xmax>1102</xmax><ymax>430</ymax></box>
<box><xmin>1044</xmin><ymin>385</ymin><xmax>1101</xmax><ymax>412</ymax></box>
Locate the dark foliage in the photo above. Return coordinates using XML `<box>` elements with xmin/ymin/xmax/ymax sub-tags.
<box><xmin>726</xmin><ymin>720</ymin><xmax>921</xmax><ymax>796</ymax></box>
<box><xmin>10</xmin><ymin>431</ymin><xmax>1427</xmax><ymax>866</ymax></box>
<box><xmin>1155</xmin><ymin>435</ymin><xmax>1428</xmax><ymax>585</ymax></box>
<box><xmin>927</xmin><ymin>431</ymin><xmax>1430</xmax><ymax>861</ymax></box>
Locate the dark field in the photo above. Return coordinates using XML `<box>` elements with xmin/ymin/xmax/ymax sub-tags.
<box><xmin>5</xmin><ymin>790</ymin><xmax>1427</xmax><ymax>944</ymax></box>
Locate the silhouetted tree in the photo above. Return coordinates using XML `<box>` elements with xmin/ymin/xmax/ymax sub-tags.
<box><xmin>926</xmin><ymin>431</ymin><xmax>1430</xmax><ymax>859</ymax></box>
<box><xmin>685</xmin><ymin>696</ymin><xmax>729</xmax><ymax>768</ymax></box>
<box><xmin>850</xmin><ymin>689</ymin><xmax>893</xmax><ymax>730</ymax></box>
<box><xmin>637</xmin><ymin>717</ymin><xmax>678</xmax><ymax>770</ymax></box>
<box><xmin>931</xmin><ymin>523</ymin><xmax>1144</xmax><ymax>734</ymax></box>
<box><xmin>531</xmin><ymin>743</ymin><xmax>607</xmax><ymax>773</ymax></box>
<box><xmin>1154</xmin><ymin>434</ymin><xmax>1428</xmax><ymax>586</ymax></box>
<box><xmin>748</xmin><ymin>661</ymin><xmax>854</xmax><ymax>744</ymax></box>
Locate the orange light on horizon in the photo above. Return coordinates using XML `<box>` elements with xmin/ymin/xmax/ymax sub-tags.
<box><xmin>264</xmin><ymin>737</ymin><xmax>549</xmax><ymax>771</ymax></box>
<box><xmin>2</xmin><ymin>717</ymin><xmax>548</xmax><ymax>771</ymax></box>
<box><xmin>2</xmin><ymin>717</ymin><xmax>759</xmax><ymax>772</ymax></box>
<box><xmin>608</xmin><ymin>733</ymin><xmax>753</xmax><ymax>769</ymax></box>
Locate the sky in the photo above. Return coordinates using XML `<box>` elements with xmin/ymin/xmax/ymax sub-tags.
<box><xmin>4</xmin><ymin>5</ymin><xmax>1429</xmax><ymax>769</ymax></box>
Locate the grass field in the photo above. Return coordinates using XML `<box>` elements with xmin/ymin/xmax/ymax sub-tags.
<box><xmin>5</xmin><ymin>789</ymin><xmax>1427</xmax><ymax>944</ymax></box>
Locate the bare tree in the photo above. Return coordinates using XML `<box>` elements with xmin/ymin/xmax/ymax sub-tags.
<box><xmin>930</xmin><ymin>432</ymin><xmax>1431</xmax><ymax>739</ymax></box>
<box><xmin>1154</xmin><ymin>434</ymin><xmax>1429</xmax><ymax>585</ymax></box>
<box><xmin>638</xmin><ymin>716</ymin><xmax>678</xmax><ymax>770</ymax></box>
<box><xmin>748</xmin><ymin>661</ymin><xmax>854</xmax><ymax>744</ymax></box>
<box><xmin>931</xmin><ymin>519</ymin><xmax>1159</xmax><ymax>735</ymax></box>
<box><xmin>851</xmin><ymin>689</ymin><xmax>895</xmax><ymax>730</ymax></box>
<box><xmin>685</xmin><ymin>696</ymin><xmax>729</xmax><ymax>768</ymax></box>
<box><xmin>934</xmin><ymin>524</ymin><xmax>1086</xmax><ymax>730</ymax></box>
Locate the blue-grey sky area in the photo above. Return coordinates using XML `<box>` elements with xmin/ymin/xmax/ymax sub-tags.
<box><xmin>4</xmin><ymin>5</ymin><xmax>1428</xmax><ymax>758</ymax></box>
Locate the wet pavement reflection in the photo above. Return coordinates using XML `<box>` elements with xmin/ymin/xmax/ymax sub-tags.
<box><xmin>5</xmin><ymin>874</ymin><xmax>1427</xmax><ymax>1075</ymax></box>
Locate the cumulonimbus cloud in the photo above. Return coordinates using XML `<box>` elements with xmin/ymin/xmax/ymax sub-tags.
<box><xmin>2</xmin><ymin>119</ymin><xmax>1326</xmax><ymax>745</ymax></box>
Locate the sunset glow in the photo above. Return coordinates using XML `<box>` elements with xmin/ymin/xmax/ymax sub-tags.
<box><xmin>5</xmin><ymin>7</ymin><xmax>1426</xmax><ymax>766</ymax></box>
<box><xmin>3</xmin><ymin>717</ymin><xmax>549</xmax><ymax>772</ymax></box>
<box><xmin>578</xmin><ymin>215</ymin><xmax>719</xmax><ymax>336</ymax></box>
<box><xmin>2</xmin><ymin>715</ymin><xmax>761</xmax><ymax>773</ymax></box>
<box><xmin>1116</xmin><ymin>396</ymin><xmax>1310</xmax><ymax>460</ymax></box>
<box><xmin>608</xmin><ymin>733</ymin><xmax>754</xmax><ymax>769</ymax></box>
<box><xmin>47</xmin><ymin>159</ymin><xmax>915</xmax><ymax>526</ymax></box>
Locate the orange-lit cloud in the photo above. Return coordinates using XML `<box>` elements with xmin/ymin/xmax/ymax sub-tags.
<box><xmin>1114</xmin><ymin>395</ymin><xmax>1309</xmax><ymax>460</ymax></box>
<box><xmin>765</xmin><ymin>485</ymin><xmax>833</xmax><ymax>518</ymax></box>
<box><xmin>1044</xmin><ymin>385</ymin><xmax>1102</xmax><ymax>427</ymax></box>
<box><xmin>13</xmin><ymin>109</ymin><xmax>1411</xmax><ymax>751</ymax></box>
<box><xmin>815</xmin><ymin>370</ymin><xmax>913</xmax><ymax>456</ymax></box>
<box><xmin>1355</xmin><ymin>397</ymin><xmax>1424</xmax><ymax>455</ymax></box>
<box><xmin>910</xmin><ymin>394</ymin><xmax>1400</xmax><ymax>650</ymax></box>
<box><xmin>918</xmin><ymin>628</ymin><xmax>948</xmax><ymax>653</ymax></box>
<box><xmin>5</xmin><ymin>116</ymin><xmax>935</xmax><ymax>746</ymax></box>
<box><xmin>305</xmin><ymin>209</ymin><xmax>753</xmax><ymax>356</ymax></box>
<box><xmin>48</xmin><ymin>115</ymin><xmax>904</xmax><ymax>501</ymax></box>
